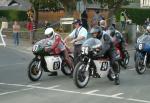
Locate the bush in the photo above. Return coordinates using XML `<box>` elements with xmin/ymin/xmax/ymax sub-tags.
<box><xmin>0</xmin><ymin>10</ymin><xmax>27</xmax><ymax>21</ymax></box>
<box><xmin>116</xmin><ymin>8</ymin><xmax>150</xmax><ymax>25</ymax></box>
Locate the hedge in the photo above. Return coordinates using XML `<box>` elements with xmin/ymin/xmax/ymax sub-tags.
<box><xmin>116</xmin><ymin>8</ymin><xmax>150</xmax><ymax>25</ymax></box>
<box><xmin>0</xmin><ymin>10</ymin><xmax>27</xmax><ymax>21</ymax></box>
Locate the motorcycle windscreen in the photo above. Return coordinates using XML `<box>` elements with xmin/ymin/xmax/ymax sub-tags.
<box><xmin>82</xmin><ymin>38</ymin><xmax>102</xmax><ymax>48</ymax></box>
<box><xmin>137</xmin><ymin>35</ymin><xmax>150</xmax><ymax>52</ymax></box>
<box><xmin>35</xmin><ymin>38</ymin><xmax>53</xmax><ymax>47</ymax></box>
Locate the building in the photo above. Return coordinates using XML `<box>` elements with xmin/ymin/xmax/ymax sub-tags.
<box><xmin>126</xmin><ymin>0</ymin><xmax>150</xmax><ymax>8</ymax></box>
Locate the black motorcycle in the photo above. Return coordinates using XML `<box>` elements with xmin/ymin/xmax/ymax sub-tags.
<box><xmin>73</xmin><ymin>38</ymin><xmax>120</xmax><ymax>88</ymax></box>
<box><xmin>28</xmin><ymin>39</ymin><xmax>73</xmax><ymax>81</ymax></box>
<box><xmin>135</xmin><ymin>34</ymin><xmax>150</xmax><ymax>74</ymax></box>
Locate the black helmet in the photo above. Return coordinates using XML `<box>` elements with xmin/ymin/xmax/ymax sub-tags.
<box><xmin>108</xmin><ymin>26</ymin><xmax>115</xmax><ymax>37</ymax></box>
<box><xmin>90</xmin><ymin>26</ymin><xmax>102</xmax><ymax>34</ymax></box>
<box><xmin>90</xmin><ymin>26</ymin><xmax>102</xmax><ymax>39</ymax></box>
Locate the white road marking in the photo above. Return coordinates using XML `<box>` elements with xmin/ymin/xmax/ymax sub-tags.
<box><xmin>128</xmin><ymin>98</ymin><xmax>150</xmax><ymax>103</ymax></box>
<box><xmin>46</xmin><ymin>85</ymin><xmax>60</xmax><ymax>89</ymax></box>
<box><xmin>86</xmin><ymin>93</ymin><xmax>124</xmax><ymax>99</ymax></box>
<box><xmin>111</xmin><ymin>93</ymin><xmax>124</xmax><ymax>97</ymax></box>
<box><xmin>0</xmin><ymin>82</ymin><xmax>150</xmax><ymax>103</ymax></box>
<box><xmin>83</xmin><ymin>90</ymin><xmax>99</xmax><ymax>94</ymax></box>
<box><xmin>27</xmin><ymin>83</ymin><xmax>41</xmax><ymax>86</ymax></box>
<box><xmin>0</xmin><ymin>88</ymin><xmax>33</xmax><ymax>96</ymax></box>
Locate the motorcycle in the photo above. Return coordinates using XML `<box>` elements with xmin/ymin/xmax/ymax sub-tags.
<box><xmin>28</xmin><ymin>39</ymin><xmax>73</xmax><ymax>81</ymax></box>
<box><xmin>112</xmin><ymin>36</ymin><xmax>130</xmax><ymax>69</ymax></box>
<box><xmin>73</xmin><ymin>38</ymin><xmax>120</xmax><ymax>88</ymax></box>
<box><xmin>135</xmin><ymin>34</ymin><xmax>150</xmax><ymax>74</ymax></box>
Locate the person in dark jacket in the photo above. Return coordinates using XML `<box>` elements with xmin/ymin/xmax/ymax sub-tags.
<box><xmin>81</xmin><ymin>10</ymin><xmax>88</xmax><ymax>31</ymax></box>
<box><xmin>90</xmin><ymin>26</ymin><xmax>120</xmax><ymax>85</ymax></box>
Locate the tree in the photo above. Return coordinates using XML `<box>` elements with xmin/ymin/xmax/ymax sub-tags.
<box><xmin>96</xmin><ymin>0</ymin><xmax>125</xmax><ymax>24</ymax></box>
<box><xmin>28</xmin><ymin>0</ymin><xmax>62</xmax><ymax>25</ymax></box>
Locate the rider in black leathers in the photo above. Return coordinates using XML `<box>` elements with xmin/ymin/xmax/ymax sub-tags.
<box><xmin>90</xmin><ymin>26</ymin><xmax>120</xmax><ymax>85</ymax></box>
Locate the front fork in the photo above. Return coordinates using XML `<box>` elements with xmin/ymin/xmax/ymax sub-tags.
<box><xmin>85</xmin><ymin>59</ymin><xmax>91</xmax><ymax>72</ymax></box>
<box><xmin>144</xmin><ymin>53</ymin><xmax>147</xmax><ymax>66</ymax></box>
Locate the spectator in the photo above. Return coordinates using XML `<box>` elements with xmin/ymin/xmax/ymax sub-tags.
<box><xmin>92</xmin><ymin>10</ymin><xmax>105</xmax><ymax>27</ymax></box>
<box><xmin>27</xmin><ymin>18</ymin><xmax>36</xmax><ymax>44</ymax></box>
<box><xmin>120</xmin><ymin>11</ymin><xmax>127</xmax><ymax>32</ymax></box>
<box><xmin>144</xmin><ymin>18</ymin><xmax>150</xmax><ymax>29</ymax></box>
<box><xmin>44</xmin><ymin>20</ymin><xmax>50</xmax><ymax>29</ymax></box>
<box><xmin>12</xmin><ymin>20</ymin><xmax>20</xmax><ymax>46</ymax></box>
<box><xmin>81</xmin><ymin>10</ymin><xmax>88</xmax><ymax>31</ymax></box>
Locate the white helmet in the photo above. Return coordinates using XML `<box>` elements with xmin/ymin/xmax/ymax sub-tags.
<box><xmin>44</xmin><ymin>28</ymin><xmax>54</xmax><ymax>36</ymax></box>
<box><xmin>146</xmin><ymin>25</ymin><xmax>150</xmax><ymax>31</ymax></box>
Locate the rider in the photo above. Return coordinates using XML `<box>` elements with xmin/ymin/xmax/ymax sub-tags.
<box><xmin>90</xmin><ymin>26</ymin><xmax>120</xmax><ymax>85</ymax></box>
<box><xmin>144</xmin><ymin>25</ymin><xmax>150</xmax><ymax>35</ymax></box>
<box><xmin>108</xmin><ymin>26</ymin><xmax>126</xmax><ymax>57</ymax></box>
<box><xmin>44</xmin><ymin>28</ymin><xmax>74</xmax><ymax>76</ymax></box>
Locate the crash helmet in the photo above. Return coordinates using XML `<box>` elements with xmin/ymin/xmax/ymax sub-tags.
<box><xmin>99</xmin><ymin>20</ymin><xmax>106</xmax><ymax>28</ymax></box>
<box><xmin>44</xmin><ymin>28</ymin><xmax>55</xmax><ymax>38</ymax></box>
<box><xmin>108</xmin><ymin>26</ymin><xmax>116</xmax><ymax>37</ymax></box>
<box><xmin>90</xmin><ymin>26</ymin><xmax>102</xmax><ymax>39</ymax></box>
<box><xmin>146</xmin><ymin>25</ymin><xmax>150</xmax><ymax>33</ymax></box>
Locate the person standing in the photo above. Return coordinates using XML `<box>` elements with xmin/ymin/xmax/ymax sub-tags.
<box><xmin>64</xmin><ymin>19</ymin><xmax>87</xmax><ymax>65</ymax></box>
<box><xmin>12</xmin><ymin>20</ymin><xmax>20</xmax><ymax>46</ymax></box>
<box><xmin>27</xmin><ymin>19</ymin><xmax>33</xmax><ymax>44</ymax></box>
<box><xmin>81</xmin><ymin>10</ymin><xmax>88</xmax><ymax>31</ymax></box>
<box><xmin>120</xmin><ymin>11</ymin><xmax>127</xmax><ymax>32</ymax></box>
<box><xmin>44</xmin><ymin>20</ymin><xmax>50</xmax><ymax>30</ymax></box>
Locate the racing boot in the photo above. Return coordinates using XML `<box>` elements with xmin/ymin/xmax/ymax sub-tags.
<box><xmin>114</xmin><ymin>73</ymin><xmax>120</xmax><ymax>85</ymax></box>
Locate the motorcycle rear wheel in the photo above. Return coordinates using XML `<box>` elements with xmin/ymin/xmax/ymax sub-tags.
<box><xmin>73</xmin><ymin>62</ymin><xmax>90</xmax><ymax>88</ymax></box>
<box><xmin>61</xmin><ymin>56</ymin><xmax>73</xmax><ymax>76</ymax></box>
<box><xmin>107</xmin><ymin>69</ymin><xmax>115</xmax><ymax>81</ymax></box>
<box><xmin>120</xmin><ymin>50</ymin><xmax>130</xmax><ymax>69</ymax></box>
<box><xmin>28</xmin><ymin>59</ymin><xmax>43</xmax><ymax>81</ymax></box>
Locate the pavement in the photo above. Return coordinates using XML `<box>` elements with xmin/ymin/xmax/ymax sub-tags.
<box><xmin>3</xmin><ymin>38</ymin><xmax>135</xmax><ymax>53</ymax></box>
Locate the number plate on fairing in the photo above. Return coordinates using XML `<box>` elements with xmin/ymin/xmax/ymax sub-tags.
<box><xmin>94</xmin><ymin>60</ymin><xmax>110</xmax><ymax>77</ymax></box>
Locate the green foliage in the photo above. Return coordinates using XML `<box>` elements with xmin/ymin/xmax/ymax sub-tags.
<box><xmin>116</xmin><ymin>8</ymin><xmax>150</xmax><ymax>25</ymax></box>
<box><xmin>0</xmin><ymin>10</ymin><xmax>27</xmax><ymax>21</ymax></box>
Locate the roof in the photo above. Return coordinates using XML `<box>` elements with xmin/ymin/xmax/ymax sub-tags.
<box><xmin>0</xmin><ymin>0</ymin><xmax>31</xmax><ymax>11</ymax></box>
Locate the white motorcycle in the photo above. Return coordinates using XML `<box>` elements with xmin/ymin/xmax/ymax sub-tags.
<box><xmin>73</xmin><ymin>38</ymin><xmax>120</xmax><ymax>88</ymax></box>
<box><xmin>28</xmin><ymin>39</ymin><xmax>73</xmax><ymax>81</ymax></box>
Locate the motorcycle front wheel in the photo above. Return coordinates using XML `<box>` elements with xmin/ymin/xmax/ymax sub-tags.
<box><xmin>73</xmin><ymin>62</ymin><xmax>90</xmax><ymax>88</ymax></box>
<box><xmin>28</xmin><ymin>58</ymin><xmax>43</xmax><ymax>81</ymax></box>
<box><xmin>135</xmin><ymin>56</ymin><xmax>146</xmax><ymax>74</ymax></box>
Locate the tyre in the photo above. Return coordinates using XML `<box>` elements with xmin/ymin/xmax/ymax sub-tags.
<box><xmin>135</xmin><ymin>56</ymin><xmax>146</xmax><ymax>74</ymax></box>
<box><xmin>73</xmin><ymin>62</ymin><xmax>90</xmax><ymax>88</ymax></box>
<box><xmin>107</xmin><ymin>69</ymin><xmax>115</xmax><ymax>81</ymax></box>
<box><xmin>28</xmin><ymin>59</ymin><xmax>43</xmax><ymax>81</ymax></box>
<box><xmin>61</xmin><ymin>56</ymin><xmax>74</xmax><ymax>76</ymax></box>
<box><xmin>120</xmin><ymin>50</ymin><xmax>130</xmax><ymax>69</ymax></box>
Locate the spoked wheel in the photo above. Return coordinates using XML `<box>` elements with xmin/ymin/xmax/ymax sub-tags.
<box><xmin>120</xmin><ymin>50</ymin><xmax>130</xmax><ymax>69</ymax></box>
<box><xmin>135</xmin><ymin>57</ymin><xmax>146</xmax><ymax>74</ymax></box>
<box><xmin>73</xmin><ymin>62</ymin><xmax>90</xmax><ymax>88</ymax></box>
<box><xmin>61</xmin><ymin>56</ymin><xmax>74</xmax><ymax>76</ymax></box>
<box><xmin>28</xmin><ymin>59</ymin><xmax>43</xmax><ymax>81</ymax></box>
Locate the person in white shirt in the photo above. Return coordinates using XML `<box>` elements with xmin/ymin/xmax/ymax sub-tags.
<box><xmin>64</xmin><ymin>19</ymin><xmax>87</xmax><ymax>65</ymax></box>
